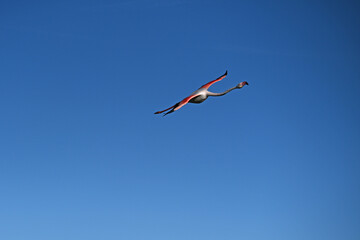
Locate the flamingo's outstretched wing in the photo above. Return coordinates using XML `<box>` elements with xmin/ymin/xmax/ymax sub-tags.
<box><xmin>154</xmin><ymin>94</ymin><xmax>199</xmax><ymax>116</ymax></box>
<box><xmin>173</xmin><ymin>94</ymin><xmax>199</xmax><ymax>111</ymax></box>
<box><xmin>199</xmin><ymin>71</ymin><xmax>227</xmax><ymax>90</ymax></box>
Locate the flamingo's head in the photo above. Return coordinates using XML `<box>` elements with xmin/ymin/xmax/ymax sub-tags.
<box><xmin>236</xmin><ymin>81</ymin><xmax>249</xmax><ymax>88</ymax></box>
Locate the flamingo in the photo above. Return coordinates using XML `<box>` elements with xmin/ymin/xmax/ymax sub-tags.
<box><xmin>154</xmin><ymin>71</ymin><xmax>249</xmax><ymax>116</ymax></box>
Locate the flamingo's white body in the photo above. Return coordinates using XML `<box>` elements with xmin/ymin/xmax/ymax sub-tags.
<box><xmin>155</xmin><ymin>71</ymin><xmax>248</xmax><ymax>116</ymax></box>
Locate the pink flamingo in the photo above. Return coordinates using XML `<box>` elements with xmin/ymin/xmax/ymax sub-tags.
<box><xmin>155</xmin><ymin>71</ymin><xmax>249</xmax><ymax>116</ymax></box>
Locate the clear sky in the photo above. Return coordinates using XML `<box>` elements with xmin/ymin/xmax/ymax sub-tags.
<box><xmin>1</xmin><ymin>0</ymin><xmax>360</xmax><ymax>239</ymax></box>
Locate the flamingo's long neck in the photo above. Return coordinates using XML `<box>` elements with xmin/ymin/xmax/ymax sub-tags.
<box><xmin>206</xmin><ymin>86</ymin><xmax>238</xmax><ymax>97</ymax></box>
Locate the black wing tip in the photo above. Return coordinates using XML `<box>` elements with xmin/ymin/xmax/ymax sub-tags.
<box><xmin>225</xmin><ymin>70</ymin><xmax>228</xmax><ymax>75</ymax></box>
<box><xmin>163</xmin><ymin>110</ymin><xmax>173</xmax><ymax>117</ymax></box>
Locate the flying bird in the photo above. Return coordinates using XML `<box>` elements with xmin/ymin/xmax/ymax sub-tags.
<box><xmin>154</xmin><ymin>71</ymin><xmax>249</xmax><ymax>116</ymax></box>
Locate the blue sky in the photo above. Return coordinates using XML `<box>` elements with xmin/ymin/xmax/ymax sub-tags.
<box><xmin>1</xmin><ymin>0</ymin><xmax>360</xmax><ymax>239</ymax></box>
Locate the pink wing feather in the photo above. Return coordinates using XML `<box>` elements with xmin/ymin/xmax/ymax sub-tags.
<box><xmin>199</xmin><ymin>71</ymin><xmax>227</xmax><ymax>89</ymax></box>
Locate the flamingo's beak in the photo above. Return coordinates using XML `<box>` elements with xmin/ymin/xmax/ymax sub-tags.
<box><xmin>245</xmin><ymin>82</ymin><xmax>249</xmax><ymax>85</ymax></box>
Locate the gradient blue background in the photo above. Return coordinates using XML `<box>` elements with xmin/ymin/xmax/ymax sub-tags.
<box><xmin>1</xmin><ymin>0</ymin><xmax>360</xmax><ymax>239</ymax></box>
